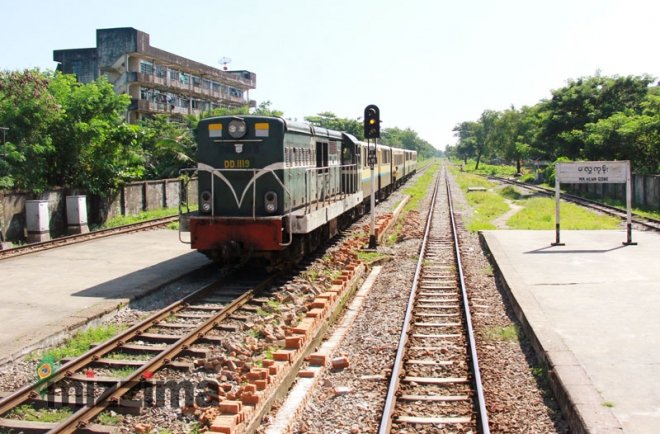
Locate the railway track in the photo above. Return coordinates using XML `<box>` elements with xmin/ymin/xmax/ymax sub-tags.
<box><xmin>0</xmin><ymin>215</ymin><xmax>179</xmax><ymax>260</ymax></box>
<box><xmin>379</xmin><ymin>165</ymin><xmax>489</xmax><ymax>433</ymax></box>
<box><xmin>489</xmin><ymin>175</ymin><xmax>660</xmax><ymax>231</ymax></box>
<box><xmin>0</xmin><ymin>269</ymin><xmax>277</xmax><ymax>433</ymax></box>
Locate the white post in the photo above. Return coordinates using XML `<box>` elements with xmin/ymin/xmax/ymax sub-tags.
<box><xmin>551</xmin><ymin>170</ymin><xmax>564</xmax><ymax>246</ymax></box>
<box><xmin>624</xmin><ymin>161</ymin><xmax>636</xmax><ymax>245</ymax></box>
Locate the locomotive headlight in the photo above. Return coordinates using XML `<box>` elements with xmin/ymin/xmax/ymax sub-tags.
<box><xmin>201</xmin><ymin>190</ymin><xmax>212</xmax><ymax>213</ymax></box>
<box><xmin>264</xmin><ymin>191</ymin><xmax>278</xmax><ymax>214</ymax></box>
<box><xmin>227</xmin><ymin>118</ymin><xmax>247</xmax><ymax>139</ymax></box>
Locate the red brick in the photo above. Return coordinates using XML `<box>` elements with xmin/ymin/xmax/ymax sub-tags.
<box><xmin>331</xmin><ymin>356</ymin><xmax>350</xmax><ymax>369</ymax></box>
<box><xmin>273</xmin><ymin>350</ymin><xmax>294</xmax><ymax>362</ymax></box>
<box><xmin>308</xmin><ymin>353</ymin><xmax>327</xmax><ymax>366</ymax></box>
<box><xmin>311</xmin><ymin>298</ymin><xmax>327</xmax><ymax>309</ymax></box>
<box><xmin>254</xmin><ymin>379</ymin><xmax>267</xmax><ymax>391</ymax></box>
<box><xmin>219</xmin><ymin>400</ymin><xmax>242</xmax><ymax>415</ymax></box>
<box><xmin>241</xmin><ymin>384</ymin><xmax>257</xmax><ymax>394</ymax></box>
<box><xmin>291</xmin><ymin>319</ymin><xmax>314</xmax><ymax>335</ymax></box>
<box><xmin>330</xmin><ymin>284</ymin><xmax>343</xmax><ymax>293</ymax></box>
<box><xmin>306</xmin><ymin>308</ymin><xmax>324</xmax><ymax>319</ymax></box>
<box><xmin>298</xmin><ymin>369</ymin><xmax>316</xmax><ymax>378</ymax></box>
<box><xmin>285</xmin><ymin>336</ymin><xmax>304</xmax><ymax>349</ymax></box>
<box><xmin>268</xmin><ymin>364</ymin><xmax>280</xmax><ymax>376</ymax></box>
<box><xmin>261</xmin><ymin>359</ymin><xmax>275</xmax><ymax>368</ymax></box>
<box><xmin>210</xmin><ymin>415</ymin><xmax>236</xmax><ymax>433</ymax></box>
<box><xmin>250</xmin><ymin>368</ymin><xmax>268</xmax><ymax>380</ymax></box>
<box><xmin>240</xmin><ymin>392</ymin><xmax>260</xmax><ymax>406</ymax></box>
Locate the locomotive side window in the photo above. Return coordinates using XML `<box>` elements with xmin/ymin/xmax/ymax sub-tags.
<box><xmin>316</xmin><ymin>142</ymin><xmax>328</xmax><ymax>171</ymax></box>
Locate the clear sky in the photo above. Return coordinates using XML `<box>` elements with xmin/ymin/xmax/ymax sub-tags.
<box><xmin>1</xmin><ymin>0</ymin><xmax>658</xmax><ymax>150</ymax></box>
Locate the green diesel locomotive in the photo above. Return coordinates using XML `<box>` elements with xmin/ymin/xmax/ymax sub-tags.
<box><xmin>180</xmin><ymin>115</ymin><xmax>416</xmax><ymax>264</ymax></box>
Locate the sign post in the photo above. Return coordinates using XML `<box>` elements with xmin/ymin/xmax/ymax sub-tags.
<box><xmin>364</xmin><ymin>105</ymin><xmax>380</xmax><ymax>250</ymax></box>
<box><xmin>554</xmin><ymin>160</ymin><xmax>635</xmax><ymax>246</ymax></box>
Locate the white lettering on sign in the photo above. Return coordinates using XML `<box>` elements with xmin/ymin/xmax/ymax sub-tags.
<box><xmin>556</xmin><ymin>161</ymin><xmax>628</xmax><ymax>184</ymax></box>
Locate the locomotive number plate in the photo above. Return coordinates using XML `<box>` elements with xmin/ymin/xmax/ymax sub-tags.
<box><xmin>224</xmin><ymin>159</ymin><xmax>251</xmax><ymax>169</ymax></box>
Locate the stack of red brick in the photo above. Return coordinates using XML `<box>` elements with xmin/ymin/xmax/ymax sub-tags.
<box><xmin>206</xmin><ymin>244</ymin><xmax>365</xmax><ymax>433</ymax></box>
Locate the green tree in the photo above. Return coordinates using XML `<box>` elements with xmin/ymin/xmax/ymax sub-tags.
<box><xmin>0</xmin><ymin>69</ymin><xmax>61</xmax><ymax>191</ymax></box>
<box><xmin>47</xmin><ymin>73</ymin><xmax>140</xmax><ymax>193</ymax></box>
<box><xmin>381</xmin><ymin>127</ymin><xmax>439</xmax><ymax>159</ymax></box>
<box><xmin>140</xmin><ymin>115</ymin><xmax>195</xmax><ymax>179</ymax></box>
<box><xmin>304</xmin><ymin>112</ymin><xmax>363</xmax><ymax>139</ymax></box>
<box><xmin>584</xmin><ymin>92</ymin><xmax>660</xmax><ymax>173</ymax></box>
<box><xmin>252</xmin><ymin>100</ymin><xmax>284</xmax><ymax>117</ymax></box>
<box><xmin>539</xmin><ymin>74</ymin><xmax>654</xmax><ymax>160</ymax></box>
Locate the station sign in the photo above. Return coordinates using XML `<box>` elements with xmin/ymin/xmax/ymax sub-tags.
<box><xmin>552</xmin><ymin>160</ymin><xmax>635</xmax><ymax>246</ymax></box>
<box><xmin>556</xmin><ymin>161</ymin><xmax>628</xmax><ymax>184</ymax></box>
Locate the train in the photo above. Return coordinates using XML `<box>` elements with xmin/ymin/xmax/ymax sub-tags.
<box><xmin>179</xmin><ymin>115</ymin><xmax>417</xmax><ymax>264</ymax></box>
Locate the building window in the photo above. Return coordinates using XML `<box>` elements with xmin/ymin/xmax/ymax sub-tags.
<box><xmin>155</xmin><ymin>65</ymin><xmax>167</xmax><ymax>78</ymax></box>
<box><xmin>192</xmin><ymin>75</ymin><xmax>201</xmax><ymax>87</ymax></box>
<box><xmin>170</xmin><ymin>70</ymin><xmax>179</xmax><ymax>81</ymax></box>
<box><xmin>140</xmin><ymin>61</ymin><xmax>154</xmax><ymax>75</ymax></box>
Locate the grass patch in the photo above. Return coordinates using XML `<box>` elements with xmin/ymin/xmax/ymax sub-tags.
<box><xmin>465</xmin><ymin>190</ymin><xmax>510</xmax><ymax>232</ymax></box>
<box><xmin>97</xmin><ymin>207</ymin><xmax>183</xmax><ymax>230</ymax></box>
<box><xmin>36</xmin><ymin>324</ymin><xmax>124</xmax><ymax>362</ymax></box>
<box><xmin>507</xmin><ymin>197</ymin><xmax>621</xmax><ymax>229</ymax></box>
<box><xmin>498</xmin><ymin>185</ymin><xmax>523</xmax><ymax>200</ymax></box>
<box><xmin>9</xmin><ymin>404</ymin><xmax>72</xmax><ymax>423</ymax></box>
<box><xmin>597</xmin><ymin>197</ymin><xmax>660</xmax><ymax>220</ymax></box>
<box><xmin>486</xmin><ymin>324</ymin><xmax>520</xmax><ymax>342</ymax></box>
<box><xmin>104</xmin><ymin>351</ymin><xmax>152</xmax><ymax>361</ymax></box>
<box><xmin>458</xmin><ymin>160</ymin><xmax>520</xmax><ymax>177</ymax></box>
<box><xmin>96</xmin><ymin>410</ymin><xmax>123</xmax><ymax>425</ymax></box>
<box><xmin>530</xmin><ymin>365</ymin><xmax>546</xmax><ymax>380</ymax></box>
<box><xmin>403</xmin><ymin>161</ymin><xmax>440</xmax><ymax>212</ymax></box>
<box><xmin>602</xmin><ymin>401</ymin><xmax>615</xmax><ymax>408</ymax></box>
<box><xmin>357</xmin><ymin>250</ymin><xmax>388</xmax><ymax>265</ymax></box>
<box><xmin>108</xmin><ymin>366</ymin><xmax>137</xmax><ymax>378</ymax></box>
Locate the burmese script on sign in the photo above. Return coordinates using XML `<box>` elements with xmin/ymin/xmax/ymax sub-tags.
<box><xmin>556</xmin><ymin>161</ymin><xmax>628</xmax><ymax>184</ymax></box>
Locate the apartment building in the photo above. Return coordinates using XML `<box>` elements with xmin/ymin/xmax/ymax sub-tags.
<box><xmin>53</xmin><ymin>27</ymin><xmax>256</xmax><ymax>123</ymax></box>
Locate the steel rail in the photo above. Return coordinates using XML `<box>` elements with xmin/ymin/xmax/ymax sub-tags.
<box><xmin>48</xmin><ymin>287</ymin><xmax>262</xmax><ymax>433</ymax></box>
<box><xmin>447</xmin><ymin>171</ymin><xmax>490</xmax><ymax>433</ymax></box>
<box><xmin>488</xmin><ymin>175</ymin><xmax>660</xmax><ymax>231</ymax></box>
<box><xmin>0</xmin><ymin>273</ymin><xmax>220</xmax><ymax>416</ymax></box>
<box><xmin>0</xmin><ymin>215</ymin><xmax>178</xmax><ymax>260</ymax></box>
<box><xmin>378</xmin><ymin>168</ymin><xmax>440</xmax><ymax>434</ymax></box>
<box><xmin>0</xmin><ymin>272</ymin><xmax>277</xmax><ymax>428</ymax></box>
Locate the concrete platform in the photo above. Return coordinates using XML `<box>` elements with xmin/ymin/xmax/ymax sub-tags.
<box><xmin>481</xmin><ymin>230</ymin><xmax>660</xmax><ymax>434</ymax></box>
<box><xmin>0</xmin><ymin>229</ymin><xmax>209</xmax><ymax>365</ymax></box>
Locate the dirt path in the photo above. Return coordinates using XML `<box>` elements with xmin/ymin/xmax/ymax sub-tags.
<box><xmin>491</xmin><ymin>199</ymin><xmax>523</xmax><ymax>229</ymax></box>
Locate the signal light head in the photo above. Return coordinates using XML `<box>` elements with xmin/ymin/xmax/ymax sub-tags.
<box><xmin>363</xmin><ymin>104</ymin><xmax>380</xmax><ymax>139</ymax></box>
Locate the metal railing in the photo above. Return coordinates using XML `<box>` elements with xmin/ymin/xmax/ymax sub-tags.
<box><xmin>304</xmin><ymin>163</ymin><xmax>359</xmax><ymax>213</ymax></box>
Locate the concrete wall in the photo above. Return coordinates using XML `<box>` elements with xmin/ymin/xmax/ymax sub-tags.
<box><xmin>568</xmin><ymin>173</ymin><xmax>659</xmax><ymax>210</ymax></box>
<box><xmin>0</xmin><ymin>178</ymin><xmax>198</xmax><ymax>244</ymax></box>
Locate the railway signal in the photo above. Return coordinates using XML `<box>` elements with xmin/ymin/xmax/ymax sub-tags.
<box><xmin>364</xmin><ymin>105</ymin><xmax>380</xmax><ymax>249</ymax></box>
<box><xmin>364</xmin><ymin>104</ymin><xmax>380</xmax><ymax>139</ymax></box>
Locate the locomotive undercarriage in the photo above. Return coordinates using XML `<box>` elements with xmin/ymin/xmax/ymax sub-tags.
<box><xmin>199</xmin><ymin>205</ymin><xmax>360</xmax><ymax>269</ymax></box>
